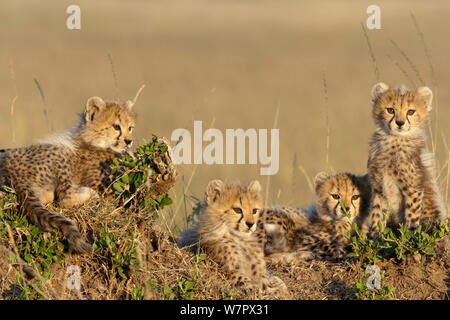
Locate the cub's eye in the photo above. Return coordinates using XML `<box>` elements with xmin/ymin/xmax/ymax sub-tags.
<box><xmin>113</xmin><ymin>124</ymin><xmax>121</xmax><ymax>131</ymax></box>
<box><xmin>386</xmin><ymin>108</ymin><xmax>395</xmax><ymax>114</ymax></box>
<box><xmin>233</xmin><ymin>207</ymin><xmax>243</xmax><ymax>214</ymax></box>
<box><xmin>252</xmin><ymin>208</ymin><xmax>259</xmax><ymax>215</ymax></box>
<box><xmin>352</xmin><ymin>195</ymin><xmax>360</xmax><ymax>201</ymax></box>
<box><xmin>407</xmin><ymin>109</ymin><xmax>415</xmax><ymax>116</ymax></box>
<box><xmin>331</xmin><ymin>194</ymin><xmax>340</xmax><ymax>200</ymax></box>
<box><xmin>129</xmin><ymin>126</ymin><xmax>134</xmax><ymax>133</ymax></box>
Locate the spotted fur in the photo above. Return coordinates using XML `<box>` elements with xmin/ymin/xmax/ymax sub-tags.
<box><xmin>367</xmin><ymin>83</ymin><xmax>447</xmax><ymax>236</ymax></box>
<box><xmin>258</xmin><ymin>172</ymin><xmax>372</xmax><ymax>262</ymax></box>
<box><xmin>178</xmin><ymin>180</ymin><xmax>288</xmax><ymax>296</ymax></box>
<box><xmin>0</xmin><ymin>97</ymin><xmax>136</xmax><ymax>253</ymax></box>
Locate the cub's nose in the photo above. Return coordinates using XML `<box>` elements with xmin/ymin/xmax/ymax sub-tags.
<box><xmin>246</xmin><ymin>222</ymin><xmax>255</xmax><ymax>229</ymax></box>
<box><xmin>124</xmin><ymin>139</ymin><xmax>133</xmax><ymax>146</ymax></box>
<box><xmin>395</xmin><ymin>120</ymin><xmax>405</xmax><ymax>128</ymax></box>
<box><xmin>340</xmin><ymin>205</ymin><xmax>350</xmax><ymax>214</ymax></box>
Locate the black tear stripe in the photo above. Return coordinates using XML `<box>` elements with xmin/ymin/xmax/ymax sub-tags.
<box><xmin>236</xmin><ymin>214</ymin><xmax>243</xmax><ymax>230</ymax></box>
<box><xmin>333</xmin><ymin>200</ymin><xmax>340</xmax><ymax>213</ymax></box>
<box><xmin>388</xmin><ymin>114</ymin><xmax>395</xmax><ymax>128</ymax></box>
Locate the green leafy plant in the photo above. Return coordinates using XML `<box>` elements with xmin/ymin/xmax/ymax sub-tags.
<box><xmin>14</xmin><ymin>272</ymin><xmax>45</xmax><ymax>300</ymax></box>
<box><xmin>0</xmin><ymin>138</ymin><xmax>175</xmax><ymax>291</ymax></box>
<box><xmin>110</xmin><ymin>135</ymin><xmax>173</xmax><ymax>212</ymax></box>
<box><xmin>131</xmin><ymin>286</ymin><xmax>145</xmax><ymax>300</ymax></box>
<box><xmin>163</xmin><ymin>278</ymin><xmax>196</xmax><ymax>300</ymax></box>
<box><xmin>349</xmin><ymin>211</ymin><xmax>449</xmax><ymax>265</ymax></box>
<box><xmin>0</xmin><ymin>191</ymin><xmax>66</xmax><ymax>273</ymax></box>
<box><xmin>94</xmin><ymin>226</ymin><xmax>140</xmax><ymax>280</ymax></box>
<box><xmin>222</xmin><ymin>289</ymin><xmax>237</xmax><ymax>300</ymax></box>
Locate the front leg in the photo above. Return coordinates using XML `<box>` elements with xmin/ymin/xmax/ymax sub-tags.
<box><xmin>329</xmin><ymin>234</ymin><xmax>348</xmax><ymax>260</ymax></box>
<box><xmin>400</xmin><ymin>184</ymin><xmax>423</xmax><ymax>230</ymax></box>
<box><xmin>263</xmin><ymin>274</ymin><xmax>291</xmax><ymax>299</ymax></box>
<box><xmin>369</xmin><ymin>187</ymin><xmax>386</xmax><ymax>238</ymax></box>
<box><xmin>55</xmin><ymin>164</ymin><xmax>97</xmax><ymax>208</ymax></box>
<box><xmin>265</xmin><ymin>251</ymin><xmax>316</xmax><ymax>264</ymax></box>
<box><xmin>208</xmin><ymin>242</ymin><xmax>257</xmax><ymax>294</ymax></box>
<box><xmin>58</xmin><ymin>186</ymin><xmax>97</xmax><ymax>209</ymax></box>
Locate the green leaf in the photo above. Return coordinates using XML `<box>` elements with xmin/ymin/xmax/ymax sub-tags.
<box><xmin>113</xmin><ymin>182</ymin><xmax>124</xmax><ymax>193</ymax></box>
<box><xmin>120</xmin><ymin>175</ymin><xmax>129</xmax><ymax>184</ymax></box>
<box><xmin>184</xmin><ymin>281</ymin><xmax>195</xmax><ymax>290</ymax></box>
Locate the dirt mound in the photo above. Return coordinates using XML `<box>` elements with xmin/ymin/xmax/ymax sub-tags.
<box><xmin>2</xmin><ymin>221</ymin><xmax>448</xmax><ymax>300</ymax></box>
<box><xmin>268</xmin><ymin>237</ymin><xmax>449</xmax><ymax>300</ymax></box>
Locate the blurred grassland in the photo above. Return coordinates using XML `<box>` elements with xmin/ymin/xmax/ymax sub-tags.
<box><xmin>0</xmin><ymin>0</ymin><xmax>449</xmax><ymax>233</ymax></box>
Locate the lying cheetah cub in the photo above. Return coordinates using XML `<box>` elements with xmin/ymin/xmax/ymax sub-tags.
<box><xmin>259</xmin><ymin>172</ymin><xmax>371</xmax><ymax>262</ymax></box>
<box><xmin>0</xmin><ymin>97</ymin><xmax>136</xmax><ymax>253</ymax></box>
<box><xmin>368</xmin><ymin>83</ymin><xmax>447</xmax><ymax>236</ymax></box>
<box><xmin>178</xmin><ymin>180</ymin><xmax>288</xmax><ymax>296</ymax></box>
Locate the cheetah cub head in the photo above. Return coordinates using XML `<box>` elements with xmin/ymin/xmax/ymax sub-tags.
<box><xmin>79</xmin><ymin>96</ymin><xmax>136</xmax><ymax>153</ymax></box>
<box><xmin>371</xmin><ymin>82</ymin><xmax>433</xmax><ymax>137</ymax></box>
<box><xmin>314</xmin><ymin>172</ymin><xmax>370</xmax><ymax>223</ymax></box>
<box><xmin>205</xmin><ymin>179</ymin><xmax>263</xmax><ymax>236</ymax></box>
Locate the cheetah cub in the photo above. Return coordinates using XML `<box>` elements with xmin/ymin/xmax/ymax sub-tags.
<box><xmin>260</xmin><ymin>172</ymin><xmax>372</xmax><ymax>262</ymax></box>
<box><xmin>178</xmin><ymin>180</ymin><xmax>288</xmax><ymax>297</ymax></box>
<box><xmin>0</xmin><ymin>96</ymin><xmax>136</xmax><ymax>253</ymax></box>
<box><xmin>367</xmin><ymin>83</ymin><xmax>447</xmax><ymax>236</ymax></box>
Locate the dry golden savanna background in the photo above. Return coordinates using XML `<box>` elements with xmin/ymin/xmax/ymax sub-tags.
<box><xmin>0</xmin><ymin>0</ymin><xmax>449</xmax><ymax>234</ymax></box>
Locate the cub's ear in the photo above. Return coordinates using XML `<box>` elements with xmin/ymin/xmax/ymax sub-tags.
<box><xmin>313</xmin><ymin>171</ymin><xmax>330</xmax><ymax>192</ymax></box>
<box><xmin>85</xmin><ymin>96</ymin><xmax>106</xmax><ymax>122</ymax></box>
<box><xmin>247</xmin><ymin>180</ymin><xmax>262</xmax><ymax>194</ymax></box>
<box><xmin>205</xmin><ymin>179</ymin><xmax>226</xmax><ymax>204</ymax></box>
<box><xmin>416</xmin><ymin>86</ymin><xmax>433</xmax><ymax>111</ymax></box>
<box><xmin>371</xmin><ymin>82</ymin><xmax>389</xmax><ymax>102</ymax></box>
<box><xmin>125</xmin><ymin>100</ymin><xmax>134</xmax><ymax>110</ymax></box>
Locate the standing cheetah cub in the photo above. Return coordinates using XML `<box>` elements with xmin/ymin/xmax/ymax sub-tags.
<box><xmin>0</xmin><ymin>96</ymin><xmax>136</xmax><ymax>253</ymax></box>
<box><xmin>178</xmin><ymin>180</ymin><xmax>288</xmax><ymax>297</ymax></box>
<box><xmin>367</xmin><ymin>83</ymin><xmax>447</xmax><ymax>236</ymax></box>
<box><xmin>260</xmin><ymin>172</ymin><xmax>372</xmax><ymax>262</ymax></box>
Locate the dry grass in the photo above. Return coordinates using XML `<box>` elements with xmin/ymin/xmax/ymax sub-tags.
<box><xmin>1</xmin><ymin>193</ymin><xmax>448</xmax><ymax>300</ymax></box>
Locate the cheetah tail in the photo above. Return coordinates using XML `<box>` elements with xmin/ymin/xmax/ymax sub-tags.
<box><xmin>23</xmin><ymin>194</ymin><xmax>92</xmax><ymax>254</ymax></box>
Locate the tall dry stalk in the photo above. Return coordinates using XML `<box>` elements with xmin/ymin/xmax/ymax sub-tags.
<box><xmin>389</xmin><ymin>39</ymin><xmax>425</xmax><ymax>85</ymax></box>
<box><xmin>410</xmin><ymin>12</ymin><xmax>439</xmax><ymax>165</ymax></box>
<box><xmin>446</xmin><ymin>150</ymin><xmax>450</xmax><ymax>208</ymax></box>
<box><xmin>410</xmin><ymin>12</ymin><xmax>436</xmax><ymax>89</ymax></box>
<box><xmin>264</xmin><ymin>101</ymin><xmax>280</xmax><ymax>208</ymax></box>
<box><xmin>291</xmin><ymin>153</ymin><xmax>299</xmax><ymax>201</ymax></box>
<box><xmin>298</xmin><ymin>164</ymin><xmax>314</xmax><ymax>196</ymax></box>
<box><xmin>107</xmin><ymin>52</ymin><xmax>120</xmax><ymax>101</ymax></box>
<box><xmin>132</xmin><ymin>84</ymin><xmax>146</xmax><ymax>104</ymax></box>
<box><xmin>361</xmin><ymin>22</ymin><xmax>380</xmax><ymax>82</ymax></box>
<box><xmin>386</xmin><ymin>54</ymin><xmax>416</xmax><ymax>87</ymax></box>
<box><xmin>8</xmin><ymin>59</ymin><xmax>18</xmax><ymax>145</ymax></box>
<box><xmin>440</xmin><ymin>133</ymin><xmax>450</xmax><ymax>207</ymax></box>
<box><xmin>169</xmin><ymin>117</ymin><xmax>217</xmax><ymax>229</ymax></box>
<box><xmin>322</xmin><ymin>71</ymin><xmax>330</xmax><ymax>170</ymax></box>
<box><xmin>33</xmin><ymin>78</ymin><xmax>52</xmax><ymax>133</ymax></box>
